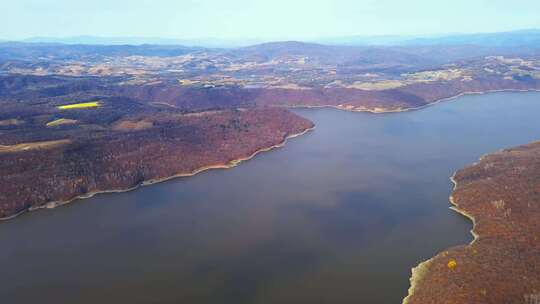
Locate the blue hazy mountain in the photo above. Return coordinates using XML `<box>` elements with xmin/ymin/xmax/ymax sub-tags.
<box><xmin>403</xmin><ymin>29</ymin><xmax>540</xmax><ymax>47</ymax></box>
<box><xmin>6</xmin><ymin>29</ymin><xmax>540</xmax><ymax>50</ymax></box>
<box><xmin>318</xmin><ymin>29</ymin><xmax>540</xmax><ymax>47</ymax></box>
<box><xmin>20</xmin><ymin>36</ymin><xmax>264</xmax><ymax>48</ymax></box>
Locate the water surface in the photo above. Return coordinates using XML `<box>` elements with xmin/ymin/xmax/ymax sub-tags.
<box><xmin>1</xmin><ymin>92</ymin><xmax>540</xmax><ymax>304</ymax></box>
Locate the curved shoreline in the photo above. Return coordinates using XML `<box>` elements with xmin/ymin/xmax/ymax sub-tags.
<box><xmin>0</xmin><ymin>126</ymin><xmax>315</xmax><ymax>222</ymax></box>
<box><xmin>402</xmin><ymin>172</ymin><xmax>478</xmax><ymax>304</ymax></box>
<box><xmin>286</xmin><ymin>89</ymin><xmax>534</xmax><ymax>303</ymax></box>
<box><xmin>402</xmin><ymin>146</ymin><xmax>510</xmax><ymax>303</ymax></box>
<box><xmin>282</xmin><ymin>88</ymin><xmax>540</xmax><ymax>114</ymax></box>
<box><xmin>403</xmin><ymin>140</ymin><xmax>540</xmax><ymax>303</ymax></box>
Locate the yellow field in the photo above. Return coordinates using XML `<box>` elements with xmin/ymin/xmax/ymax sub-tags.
<box><xmin>57</xmin><ymin>101</ymin><xmax>101</xmax><ymax>110</ymax></box>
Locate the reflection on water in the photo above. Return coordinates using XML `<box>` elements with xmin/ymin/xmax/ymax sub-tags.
<box><xmin>1</xmin><ymin>92</ymin><xmax>540</xmax><ymax>304</ymax></box>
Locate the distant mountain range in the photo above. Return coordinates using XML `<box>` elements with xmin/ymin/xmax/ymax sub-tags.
<box><xmin>18</xmin><ymin>36</ymin><xmax>265</xmax><ymax>48</ymax></box>
<box><xmin>402</xmin><ymin>29</ymin><xmax>540</xmax><ymax>47</ymax></box>
<box><xmin>2</xmin><ymin>34</ymin><xmax>540</xmax><ymax>65</ymax></box>
<box><xmin>318</xmin><ymin>29</ymin><xmax>540</xmax><ymax>47</ymax></box>
<box><xmin>4</xmin><ymin>29</ymin><xmax>540</xmax><ymax>49</ymax></box>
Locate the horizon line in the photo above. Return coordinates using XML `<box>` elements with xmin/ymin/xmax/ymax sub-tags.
<box><xmin>2</xmin><ymin>27</ymin><xmax>539</xmax><ymax>43</ymax></box>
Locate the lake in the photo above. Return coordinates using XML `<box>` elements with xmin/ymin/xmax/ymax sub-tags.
<box><xmin>1</xmin><ymin>92</ymin><xmax>540</xmax><ymax>303</ymax></box>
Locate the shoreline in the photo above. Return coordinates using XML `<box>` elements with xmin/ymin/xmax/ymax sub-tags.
<box><xmin>284</xmin><ymin>88</ymin><xmax>540</xmax><ymax>114</ymax></box>
<box><xmin>402</xmin><ymin>164</ymin><xmax>483</xmax><ymax>303</ymax></box>
<box><xmin>403</xmin><ymin>141</ymin><xmax>540</xmax><ymax>303</ymax></box>
<box><xmin>448</xmin><ymin>175</ymin><xmax>480</xmax><ymax>242</ymax></box>
<box><xmin>0</xmin><ymin>126</ymin><xmax>315</xmax><ymax>222</ymax></box>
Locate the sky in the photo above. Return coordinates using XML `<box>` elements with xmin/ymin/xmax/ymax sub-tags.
<box><xmin>1</xmin><ymin>0</ymin><xmax>540</xmax><ymax>41</ymax></box>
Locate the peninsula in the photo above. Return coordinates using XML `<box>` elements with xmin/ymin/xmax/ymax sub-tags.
<box><xmin>0</xmin><ymin>96</ymin><xmax>313</xmax><ymax>219</ymax></box>
<box><xmin>404</xmin><ymin>141</ymin><xmax>540</xmax><ymax>303</ymax></box>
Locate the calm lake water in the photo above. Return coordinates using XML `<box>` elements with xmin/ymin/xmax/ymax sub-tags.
<box><xmin>1</xmin><ymin>92</ymin><xmax>540</xmax><ymax>304</ymax></box>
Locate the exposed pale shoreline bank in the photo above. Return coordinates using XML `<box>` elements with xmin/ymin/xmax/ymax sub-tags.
<box><xmin>0</xmin><ymin>127</ymin><xmax>314</xmax><ymax>222</ymax></box>
<box><xmin>402</xmin><ymin>144</ymin><xmax>512</xmax><ymax>303</ymax></box>
<box><xmin>283</xmin><ymin>88</ymin><xmax>540</xmax><ymax>114</ymax></box>
<box><xmin>402</xmin><ymin>172</ymin><xmax>478</xmax><ymax>304</ymax></box>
